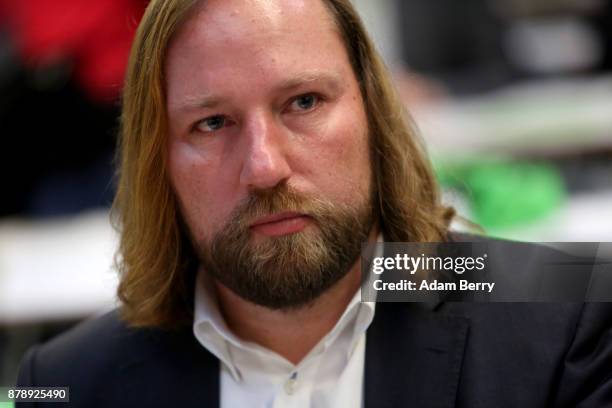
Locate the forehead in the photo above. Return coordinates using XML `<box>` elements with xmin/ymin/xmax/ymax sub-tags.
<box><xmin>165</xmin><ymin>0</ymin><xmax>353</xmax><ymax>109</ymax></box>
<box><xmin>182</xmin><ymin>0</ymin><xmax>335</xmax><ymax>40</ymax></box>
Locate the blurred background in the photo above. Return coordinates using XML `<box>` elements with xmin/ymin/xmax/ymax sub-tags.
<box><xmin>0</xmin><ymin>0</ymin><xmax>611</xmax><ymax>400</ymax></box>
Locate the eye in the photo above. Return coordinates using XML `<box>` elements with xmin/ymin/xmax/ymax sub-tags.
<box><xmin>194</xmin><ymin>115</ymin><xmax>227</xmax><ymax>133</ymax></box>
<box><xmin>288</xmin><ymin>93</ymin><xmax>320</xmax><ymax>112</ymax></box>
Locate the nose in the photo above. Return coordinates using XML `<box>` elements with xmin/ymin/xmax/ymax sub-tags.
<box><xmin>239</xmin><ymin>112</ymin><xmax>292</xmax><ymax>191</ymax></box>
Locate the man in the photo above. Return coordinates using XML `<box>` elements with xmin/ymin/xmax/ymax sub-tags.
<box><xmin>16</xmin><ymin>0</ymin><xmax>612</xmax><ymax>407</ymax></box>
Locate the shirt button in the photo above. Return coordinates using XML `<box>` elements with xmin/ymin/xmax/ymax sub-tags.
<box><xmin>284</xmin><ymin>373</ymin><xmax>298</xmax><ymax>395</ymax></box>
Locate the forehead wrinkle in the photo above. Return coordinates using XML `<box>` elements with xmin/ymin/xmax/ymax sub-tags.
<box><xmin>169</xmin><ymin>92</ymin><xmax>222</xmax><ymax>114</ymax></box>
<box><xmin>165</xmin><ymin>0</ymin><xmax>351</xmax><ymax>114</ymax></box>
<box><xmin>276</xmin><ymin>71</ymin><xmax>346</xmax><ymax>93</ymax></box>
<box><xmin>169</xmin><ymin>70</ymin><xmax>347</xmax><ymax>115</ymax></box>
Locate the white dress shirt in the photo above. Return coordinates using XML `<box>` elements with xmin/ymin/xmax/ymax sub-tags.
<box><xmin>193</xmin><ymin>266</ymin><xmax>376</xmax><ymax>408</ymax></box>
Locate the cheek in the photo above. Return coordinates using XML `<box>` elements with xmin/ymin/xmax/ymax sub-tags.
<box><xmin>167</xmin><ymin>141</ymin><xmax>231</xmax><ymax>240</ymax></box>
<box><xmin>300</xmin><ymin>105</ymin><xmax>371</xmax><ymax>202</ymax></box>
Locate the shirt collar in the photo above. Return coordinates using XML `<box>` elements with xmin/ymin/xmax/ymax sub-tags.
<box><xmin>193</xmin><ymin>234</ymin><xmax>382</xmax><ymax>379</ymax></box>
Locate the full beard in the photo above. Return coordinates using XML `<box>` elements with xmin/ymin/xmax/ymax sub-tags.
<box><xmin>191</xmin><ymin>183</ymin><xmax>375</xmax><ymax>310</ymax></box>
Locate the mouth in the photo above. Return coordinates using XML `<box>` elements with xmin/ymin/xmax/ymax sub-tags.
<box><xmin>249</xmin><ymin>212</ymin><xmax>312</xmax><ymax>237</ymax></box>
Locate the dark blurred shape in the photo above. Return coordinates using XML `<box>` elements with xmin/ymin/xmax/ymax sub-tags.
<box><xmin>399</xmin><ymin>0</ymin><xmax>511</xmax><ymax>94</ymax></box>
<box><xmin>0</xmin><ymin>0</ymin><xmax>147</xmax><ymax>217</ymax></box>
<box><xmin>556</xmin><ymin>151</ymin><xmax>612</xmax><ymax>194</ymax></box>
<box><xmin>0</xmin><ymin>74</ymin><xmax>118</xmax><ymax>216</ymax></box>
<box><xmin>398</xmin><ymin>0</ymin><xmax>612</xmax><ymax>94</ymax></box>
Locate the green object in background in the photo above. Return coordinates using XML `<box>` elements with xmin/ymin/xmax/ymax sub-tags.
<box><xmin>435</xmin><ymin>159</ymin><xmax>566</xmax><ymax>229</ymax></box>
<box><xmin>0</xmin><ymin>402</ymin><xmax>14</xmax><ymax>408</ymax></box>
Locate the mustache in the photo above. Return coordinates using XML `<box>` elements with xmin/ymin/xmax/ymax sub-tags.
<box><xmin>227</xmin><ymin>183</ymin><xmax>326</xmax><ymax>230</ymax></box>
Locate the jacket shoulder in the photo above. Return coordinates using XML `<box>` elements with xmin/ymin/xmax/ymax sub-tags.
<box><xmin>17</xmin><ymin>310</ymin><xmax>164</xmax><ymax>390</ymax></box>
<box><xmin>16</xmin><ymin>310</ymin><xmax>220</xmax><ymax>408</ymax></box>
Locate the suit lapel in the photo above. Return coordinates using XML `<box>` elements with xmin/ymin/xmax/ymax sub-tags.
<box><xmin>364</xmin><ymin>301</ymin><xmax>469</xmax><ymax>408</ymax></box>
<box><xmin>118</xmin><ymin>326</ymin><xmax>219</xmax><ymax>408</ymax></box>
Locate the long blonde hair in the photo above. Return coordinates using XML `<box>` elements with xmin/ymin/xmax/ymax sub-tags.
<box><xmin>113</xmin><ymin>0</ymin><xmax>454</xmax><ymax>328</ymax></box>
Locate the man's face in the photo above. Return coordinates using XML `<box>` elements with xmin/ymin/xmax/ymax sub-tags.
<box><xmin>165</xmin><ymin>0</ymin><xmax>374</xmax><ymax>308</ymax></box>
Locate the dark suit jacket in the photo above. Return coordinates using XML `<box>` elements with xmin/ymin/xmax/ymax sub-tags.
<box><xmin>15</xmin><ymin>301</ymin><xmax>612</xmax><ymax>407</ymax></box>
<box><xmin>15</xmin><ymin>238</ymin><xmax>612</xmax><ymax>407</ymax></box>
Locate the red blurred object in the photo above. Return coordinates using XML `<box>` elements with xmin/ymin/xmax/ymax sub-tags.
<box><xmin>0</xmin><ymin>0</ymin><xmax>146</xmax><ymax>103</ymax></box>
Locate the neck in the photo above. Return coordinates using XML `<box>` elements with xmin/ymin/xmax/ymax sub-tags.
<box><xmin>213</xmin><ymin>228</ymin><xmax>378</xmax><ymax>365</ymax></box>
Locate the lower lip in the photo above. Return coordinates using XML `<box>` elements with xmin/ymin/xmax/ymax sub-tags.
<box><xmin>250</xmin><ymin>216</ymin><xmax>311</xmax><ymax>237</ymax></box>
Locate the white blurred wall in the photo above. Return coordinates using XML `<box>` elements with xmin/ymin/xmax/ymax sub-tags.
<box><xmin>351</xmin><ymin>0</ymin><xmax>401</xmax><ymax>67</ymax></box>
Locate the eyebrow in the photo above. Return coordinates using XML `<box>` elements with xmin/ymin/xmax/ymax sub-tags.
<box><xmin>173</xmin><ymin>71</ymin><xmax>345</xmax><ymax>113</ymax></box>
